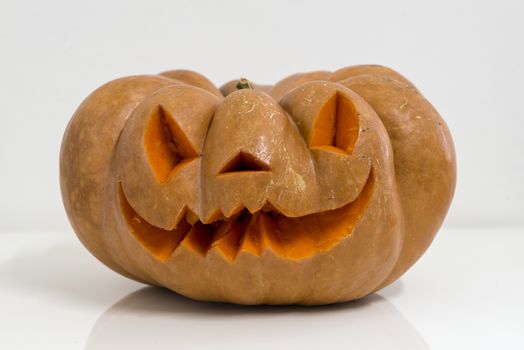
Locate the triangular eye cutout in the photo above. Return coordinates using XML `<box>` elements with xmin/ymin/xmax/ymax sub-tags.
<box><xmin>219</xmin><ymin>151</ymin><xmax>271</xmax><ymax>175</ymax></box>
<box><xmin>310</xmin><ymin>92</ymin><xmax>359</xmax><ymax>155</ymax></box>
<box><xmin>145</xmin><ymin>105</ymin><xmax>199</xmax><ymax>183</ymax></box>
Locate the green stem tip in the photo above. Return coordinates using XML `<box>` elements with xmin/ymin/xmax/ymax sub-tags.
<box><xmin>236</xmin><ymin>78</ymin><xmax>253</xmax><ymax>90</ymax></box>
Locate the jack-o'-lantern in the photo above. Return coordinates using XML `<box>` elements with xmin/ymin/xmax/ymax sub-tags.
<box><xmin>60</xmin><ymin>65</ymin><xmax>455</xmax><ymax>305</ymax></box>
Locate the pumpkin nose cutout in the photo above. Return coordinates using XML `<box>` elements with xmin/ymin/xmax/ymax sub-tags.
<box><xmin>219</xmin><ymin>151</ymin><xmax>271</xmax><ymax>175</ymax></box>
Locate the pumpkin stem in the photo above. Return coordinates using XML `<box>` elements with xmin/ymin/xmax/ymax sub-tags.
<box><xmin>236</xmin><ymin>78</ymin><xmax>253</xmax><ymax>90</ymax></box>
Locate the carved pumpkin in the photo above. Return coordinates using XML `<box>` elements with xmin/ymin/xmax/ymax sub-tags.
<box><xmin>60</xmin><ymin>65</ymin><xmax>455</xmax><ymax>305</ymax></box>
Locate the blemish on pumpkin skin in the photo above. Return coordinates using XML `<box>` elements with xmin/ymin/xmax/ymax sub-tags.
<box><xmin>327</xmin><ymin>190</ymin><xmax>337</xmax><ymax>204</ymax></box>
<box><xmin>239</xmin><ymin>101</ymin><xmax>257</xmax><ymax>114</ymax></box>
<box><xmin>254</xmin><ymin>140</ymin><xmax>272</xmax><ymax>164</ymax></box>
<box><xmin>287</xmin><ymin>167</ymin><xmax>306</xmax><ymax>193</ymax></box>
<box><xmin>295</xmin><ymin>173</ymin><xmax>306</xmax><ymax>192</ymax></box>
<box><xmin>399</xmin><ymin>100</ymin><xmax>408</xmax><ymax>110</ymax></box>
<box><xmin>265</xmin><ymin>112</ymin><xmax>276</xmax><ymax>120</ymax></box>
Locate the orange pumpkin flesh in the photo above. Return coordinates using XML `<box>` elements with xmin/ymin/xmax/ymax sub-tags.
<box><xmin>145</xmin><ymin>106</ymin><xmax>199</xmax><ymax>183</ymax></box>
<box><xmin>60</xmin><ymin>66</ymin><xmax>455</xmax><ymax>305</ymax></box>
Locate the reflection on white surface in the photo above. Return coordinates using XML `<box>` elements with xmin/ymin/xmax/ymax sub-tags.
<box><xmin>0</xmin><ymin>239</ymin><xmax>142</xmax><ymax>307</ymax></box>
<box><xmin>0</xmin><ymin>233</ymin><xmax>427</xmax><ymax>350</ymax></box>
<box><xmin>3</xmin><ymin>229</ymin><xmax>524</xmax><ymax>349</ymax></box>
<box><xmin>85</xmin><ymin>287</ymin><xmax>428</xmax><ymax>350</ymax></box>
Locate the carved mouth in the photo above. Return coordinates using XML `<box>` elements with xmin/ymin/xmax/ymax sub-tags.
<box><xmin>119</xmin><ymin>172</ymin><xmax>374</xmax><ymax>262</ymax></box>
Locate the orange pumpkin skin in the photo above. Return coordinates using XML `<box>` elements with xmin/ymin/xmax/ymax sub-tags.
<box><xmin>60</xmin><ymin>66</ymin><xmax>455</xmax><ymax>305</ymax></box>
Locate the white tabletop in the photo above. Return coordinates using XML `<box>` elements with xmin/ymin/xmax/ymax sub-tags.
<box><xmin>1</xmin><ymin>228</ymin><xmax>523</xmax><ymax>349</ymax></box>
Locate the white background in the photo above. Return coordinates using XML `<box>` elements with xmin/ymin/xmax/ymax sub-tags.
<box><xmin>1</xmin><ymin>0</ymin><xmax>523</xmax><ymax>231</ymax></box>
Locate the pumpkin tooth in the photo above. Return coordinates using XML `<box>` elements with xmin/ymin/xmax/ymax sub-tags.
<box><xmin>210</xmin><ymin>220</ymin><xmax>235</xmax><ymax>244</ymax></box>
<box><xmin>179</xmin><ymin>222</ymin><xmax>212</xmax><ymax>256</ymax></box>
<box><xmin>201</xmin><ymin>203</ymin><xmax>253</xmax><ymax>224</ymax></box>
<box><xmin>209</xmin><ymin>213</ymin><xmax>246</xmax><ymax>261</ymax></box>
<box><xmin>238</xmin><ymin>213</ymin><xmax>260</xmax><ymax>256</ymax></box>
<box><xmin>172</xmin><ymin>205</ymin><xmax>189</xmax><ymax>228</ymax></box>
<box><xmin>260</xmin><ymin>202</ymin><xmax>277</xmax><ymax>213</ymax></box>
<box><xmin>257</xmin><ymin>212</ymin><xmax>284</xmax><ymax>256</ymax></box>
<box><xmin>222</xmin><ymin>204</ymin><xmax>246</xmax><ymax>220</ymax></box>
<box><xmin>184</xmin><ymin>208</ymin><xmax>199</xmax><ymax>225</ymax></box>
